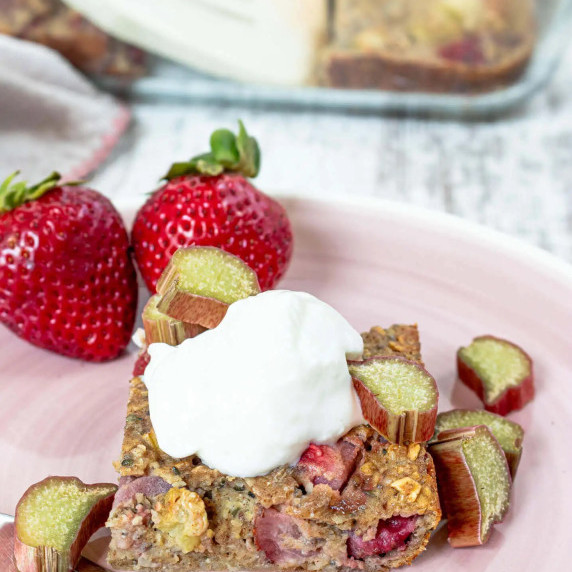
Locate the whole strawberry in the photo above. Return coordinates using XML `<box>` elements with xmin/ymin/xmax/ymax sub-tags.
<box><xmin>132</xmin><ymin>122</ymin><xmax>293</xmax><ymax>292</ymax></box>
<box><xmin>0</xmin><ymin>172</ymin><xmax>138</xmax><ymax>361</ymax></box>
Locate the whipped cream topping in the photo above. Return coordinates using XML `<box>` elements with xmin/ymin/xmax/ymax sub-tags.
<box><xmin>144</xmin><ymin>290</ymin><xmax>364</xmax><ymax>477</ymax></box>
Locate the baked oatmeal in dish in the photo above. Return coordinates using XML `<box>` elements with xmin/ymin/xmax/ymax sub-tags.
<box><xmin>0</xmin><ymin>0</ymin><xmax>145</xmax><ymax>76</ymax></box>
<box><xmin>322</xmin><ymin>0</ymin><xmax>536</xmax><ymax>93</ymax></box>
<box><xmin>107</xmin><ymin>324</ymin><xmax>441</xmax><ymax>571</ymax></box>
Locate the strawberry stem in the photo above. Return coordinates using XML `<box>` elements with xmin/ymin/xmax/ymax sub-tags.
<box><xmin>164</xmin><ymin>121</ymin><xmax>260</xmax><ymax>180</ymax></box>
<box><xmin>0</xmin><ymin>171</ymin><xmax>62</xmax><ymax>213</ymax></box>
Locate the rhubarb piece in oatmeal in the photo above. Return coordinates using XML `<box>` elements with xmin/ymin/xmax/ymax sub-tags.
<box><xmin>349</xmin><ymin>357</ymin><xmax>438</xmax><ymax>444</ymax></box>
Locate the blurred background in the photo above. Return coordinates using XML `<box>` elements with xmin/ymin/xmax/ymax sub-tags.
<box><xmin>1</xmin><ymin>0</ymin><xmax>571</xmax><ymax>262</ymax></box>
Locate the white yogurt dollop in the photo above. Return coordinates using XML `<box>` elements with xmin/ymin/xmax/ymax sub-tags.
<box><xmin>144</xmin><ymin>290</ymin><xmax>364</xmax><ymax>477</ymax></box>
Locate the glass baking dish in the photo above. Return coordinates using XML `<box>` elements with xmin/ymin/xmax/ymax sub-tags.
<box><xmin>95</xmin><ymin>0</ymin><xmax>572</xmax><ymax>119</ymax></box>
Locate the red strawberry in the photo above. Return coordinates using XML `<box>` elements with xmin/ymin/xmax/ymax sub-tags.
<box><xmin>439</xmin><ymin>35</ymin><xmax>485</xmax><ymax>65</ymax></box>
<box><xmin>297</xmin><ymin>440</ymin><xmax>361</xmax><ymax>491</ymax></box>
<box><xmin>347</xmin><ymin>515</ymin><xmax>418</xmax><ymax>559</ymax></box>
<box><xmin>132</xmin><ymin>349</ymin><xmax>150</xmax><ymax>377</ymax></box>
<box><xmin>132</xmin><ymin>122</ymin><xmax>293</xmax><ymax>292</ymax></box>
<box><xmin>0</xmin><ymin>172</ymin><xmax>138</xmax><ymax>361</ymax></box>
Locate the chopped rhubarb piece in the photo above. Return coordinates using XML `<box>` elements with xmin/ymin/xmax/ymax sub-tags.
<box><xmin>0</xmin><ymin>523</ymin><xmax>105</xmax><ymax>572</ymax></box>
<box><xmin>156</xmin><ymin>246</ymin><xmax>261</xmax><ymax>328</ymax></box>
<box><xmin>14</xmin><ymin>476</ymin><xmax>117</xmax><ymax>572</ymax></box>
<box><xmin>429</xmin><ymin>425</ymin><xmax>511</xmax><ymax>547</ymax></box>
<box><xmin>457</xmin><ymin>335</ymin><xmax>534</xmax><ymax>415</ymax></box>
<box><xmin>143</xmin><ymin>294</ymin><xmax>206</xmax><ymax>345</ymax></box>
<box><xmin>348</xmin><ymin>515</ymin><xmax>418</xmax><ymax>559</ymax></box>
<box><xmin>112</xmin><ymin>476</ymin><xmax>171</xmax><ymax>508</ymax></box>
<box><xmin>349</xmin><ymin>357</ymin><xmax>438</xmax><ymax>444</ymax></box>
<box><xmin>433</xmin><ymin>409</ymin><xmax>524</xmax><ymax>478</ymax></box>
<box><xmin>297</xmin><ymin>439</ymin><xmax>361</xmax><ymax>491</ymax></box>
<box><xmin>254</xmin><ymin>508</ymin><xmax>318</xmax><ymax>565</ymax></box>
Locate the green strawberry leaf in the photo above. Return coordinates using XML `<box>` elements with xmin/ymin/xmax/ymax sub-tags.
<box><xmin>0</xmin><ymin>171</ymin><xmax>62</xmax><ymax>214</ymax></box>
<box><xmin>164</xmin><ymin>162</ymin><xmax>193</xmax><ymax>180</ymax></box>
<box><xmin>210</xmin><ymin>129</ymin><xmax>240</xmax><ymax>165</ymax></box>
<box><xmin>163</xmin><ymin>121</ymin><xmax>261</xmax><ymax>181</ymax></box>
<box><xmin>235</xmin><ymin>120</ymin><xmax>261</xmax><ymax>179</ymax></box>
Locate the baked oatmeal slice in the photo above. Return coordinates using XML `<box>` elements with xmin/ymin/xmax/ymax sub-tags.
<box><xmin>321</xmin><ymin>0</ymin><xmax>535</xmax><ymax>93</ymax></box>
<box><xmin>107</xmin><ymin>324</ymin><xmax>440</xmax><ymax>571</ymax></box>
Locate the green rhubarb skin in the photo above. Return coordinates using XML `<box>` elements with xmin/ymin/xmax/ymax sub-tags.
<box><xmin>143</xmin><ymin>294</ymin><xmax>204</xmax><ymax>345</ymax></box>
<box><xmin>145</xmin><ymin>294</ymin><xmax>177</xmax><ymax>322</ymax></box>
<box><xmin>171</xmin><ymin>248</ymin><xmax>259</xmax><ymax>304</ymax></box>
<box><xmin>459</xmin><ymin>338</ymin><xmax>530</xmax><ymax>403</ymax></box>
<box><xmin>16</xmin><ymin>480</ymin><xmax>115</xmax><ymax>550</ymax></box>
<box><xmin>435</xmin><ymin>410</ymin><xmax>523</xmax><ymax>455</ymax></box>
<box><xmin>349</xmin><ymin>359</ymin><xmax>437</xmax><ymax>414</ymax></box>
<box><xmin>462</xmin><ymin>430</ymin><xmax>511</xmax><ymax>536</ymax></box>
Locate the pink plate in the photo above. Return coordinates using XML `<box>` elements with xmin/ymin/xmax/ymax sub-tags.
<box><xmin>1</xmin><ymin>196</ymin><xmax>572</xmax><ymax>571</ymax></box>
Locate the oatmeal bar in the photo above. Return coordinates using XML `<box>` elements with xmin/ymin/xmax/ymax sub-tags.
<box><xmin>321</xmin><ymin>0</ymin><xmax>535</xmax><ymax>93</ymax></box>
<box><xmin>107</xmin><ymin>324</ymin><xmax>440</xmax><ymax>571</ymax></box>
<box><xmin>0</xmin><ymin>0</ymin><xmax>145</xmax><ymax>76</ymax></box>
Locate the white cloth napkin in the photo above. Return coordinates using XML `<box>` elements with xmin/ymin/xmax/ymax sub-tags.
<box><xmin>0</xmin><ymin>35</ymin><xmax>130</xmax><ymax>182</ymax></box>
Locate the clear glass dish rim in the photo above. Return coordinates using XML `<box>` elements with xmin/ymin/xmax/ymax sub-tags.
<box><xmin>96</xmin><ymin>0</ymin><xmax>572</xmax><ymax>118</ymax></box>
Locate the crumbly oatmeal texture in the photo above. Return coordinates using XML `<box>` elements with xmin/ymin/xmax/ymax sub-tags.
<box><xmin>107</xmin><ymin>324</ymin><xmax>441</xmax><ymax>571</ymax></box>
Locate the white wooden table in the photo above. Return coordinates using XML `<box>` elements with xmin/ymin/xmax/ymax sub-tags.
<box><xmin>91</xmin><ymin>47</ymin><xmax>572</xmax><ymax>266</ymax></box>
